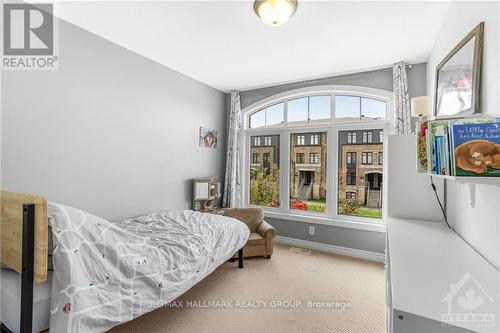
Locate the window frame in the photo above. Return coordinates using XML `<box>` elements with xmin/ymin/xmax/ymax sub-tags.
<box><xmin>242</xmin><ymin>85</ymin><xmax>393</xmax><ymax>233</ymax></box>
<box><xmin>347</xmin><ymin>132</ymin><xmax>357</xmax><ymax>144</ymax></box>
<box><xmin>296</xmin><ymin>152</ymin><xmax>305</xmax><ymax>164</ymax></box>
<box><xmin>362</xmin><ymin>152</ymin><xmax>373</xmax><ymax>165</ymax></box>
<box><xmin>346</xmin><ymin>152</ymin><xmax>356</xmax><ymax>165</ymax></box>
<box><xmin>346</xmin><ymin>171</ymin><xmax>356</xmax><ymax>185</ymax></box>
<box><xmin>311</xmin><ymin>134</ymin><xmax>319</xmax><ymax>145</ymax></box>
<box><xmin>309</xmin><ymin>152</ymin><xmax>319</xmax><ymax>164</ymax></box>
<box><xmin>346</xmin><ymin>191</ymin><xmax>357</xmax><ymax>200</ymax></box>
<box><xmin>296</xmin><ymin>134</ymin><xmax>305</xmax><ymax>146</ymax></box>
<box><xmin>362</xmin><ymin>131</ymin><xmax>373</xmax><ymax>143</ymax></box>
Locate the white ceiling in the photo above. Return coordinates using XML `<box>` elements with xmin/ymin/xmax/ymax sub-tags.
<box><xmin>53</xmin><ymin>1</ymin><xmax>450</xmax><ymax>92</ymax></box>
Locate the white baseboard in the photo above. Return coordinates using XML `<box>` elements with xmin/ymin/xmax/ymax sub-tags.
<box><xmin>275</xmin><ymin>236</ymin><xmax>385</xmax><ymax>263</ymax></box>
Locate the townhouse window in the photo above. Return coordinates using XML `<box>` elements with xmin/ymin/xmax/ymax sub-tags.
<box><xmin>362</xmin><ymin>131</ymin><xmax>373</xmax><ymax>143</ymax></box>
<box><xmin>296</xmin><ymin>135</ymin><xmax>305</xmax><ymax>145</ymax></box>
<box><xmin>379</xmin><ymin>131</ymin><xmax>383</xmax><ymax>143</ymax></box>
<box><xmin>311</xmin><ymin>134</ymin><xmax>319</xmax><ymax>145</ymax></box>
<box><xmin>346</xmin><ymin>172</ymin><xmax>356</xmax><ymax>185</ymax></box>
<box><xmin>263</xmin><ymin>153</ymin><xmax>270</xmax><ymax>163</ymax></box>
<box><xmin>346</xmin><ymin>191</ymin><xmax>356</xmax><ymax>200</ymax></box>
<box><xmin>264</xmin><ymin>136</ymin><xmax>272</xmax><ymax>146</ymax></box>
<box><xmin>263</xmin><ymin>153</ymin><xmax>271</xmax><ymax>175</ymax></box>
<box><xmin>254</xmin><ymin>137</ymin><xmax>261</xmax><ymax>146</ymax></box>
<box><xmin>347</xmin><ymin>132</ymin><xmax>356</xmax><ymax>144</ymax></box>
<box><xmin>296</xmin><ymin>153</ymin><xmax>305</xmax><ymax>164</ymax></box>
<box><xmin>309</xmin><ymin>152</ymin><xmax>319</xmax><ymax>164</ymax></box>
<box><xmin>362</xmin><ymin>152</ymin><xmax>373</xmax><ymax>165</ymax></box>
<box><xmin>379</xmin><ymin>152</ymin><xmax>383</xmax><ymax>165</ymax></box>
<box><xmin>346</xmin><ymin>152</ymin><xmax>356</xmax><ymax>165</ymax></box>
<box><xmin>252</xmin><ymin>153</ymin><xmax>259</xmax><ymax>163</ymax></box>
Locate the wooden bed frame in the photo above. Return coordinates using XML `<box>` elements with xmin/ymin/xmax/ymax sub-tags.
<box><xmin>1</xmin><ymin>191</ymin><xmax>48</xmax><ymax>333</ymax></box>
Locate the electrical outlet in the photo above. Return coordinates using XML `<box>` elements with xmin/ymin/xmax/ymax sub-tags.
<box><xmin>308</xmin><ymin>225</ymin><xmax>315</xmax><ymax>236</ymax></box>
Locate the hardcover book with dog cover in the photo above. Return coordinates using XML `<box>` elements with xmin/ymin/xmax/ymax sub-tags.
<box><xmin>452</xmin><ymin>120</ymin><xmax>500</xmax><ymax>176</ymax></box>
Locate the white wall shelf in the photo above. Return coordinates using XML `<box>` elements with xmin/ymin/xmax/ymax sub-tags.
<box><xmin>429</xmin><ymin>174</ymin><xmax>500</xmax><ymax>208</ymax></box>
<box><xmin>429</xmin><ymin>174</ymin><xmax>500</xmax><ymax>186</ymax></box>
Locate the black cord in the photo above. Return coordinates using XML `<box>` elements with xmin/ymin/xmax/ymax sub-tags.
<box><xmin>429</xmin><ymin>175</ymin><xmax>451</xmax><ymax>229</ymax></box>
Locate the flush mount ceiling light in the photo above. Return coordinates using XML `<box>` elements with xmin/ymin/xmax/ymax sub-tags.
<box><xmin>254</xmin><ymin>0</ymin><xmax>298</xmax><ymax>27</ymax></box>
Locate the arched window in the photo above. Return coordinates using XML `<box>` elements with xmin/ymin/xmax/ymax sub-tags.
<box><xmin>242</xmin><ymin>85</ymin><xmax>393</xmax><ymax>230</ymax></box>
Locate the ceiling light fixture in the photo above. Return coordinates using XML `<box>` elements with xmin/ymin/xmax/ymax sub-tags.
<box><xmin>254</xmin><ymin>0</ymin><xmax>298</xmax><ymax>27</ymax></box>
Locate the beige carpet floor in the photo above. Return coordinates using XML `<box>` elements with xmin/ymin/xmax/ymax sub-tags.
<box><xmin>110</xmin><ymin>243</ymin><xmax>385</xmax><ymax>333</ymax></box>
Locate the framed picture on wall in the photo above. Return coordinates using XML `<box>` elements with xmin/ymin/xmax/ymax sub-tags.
<box><xmin>199</xmin><ymin>127</ymin><xmax>218</xmax><ymax>148</ymax></box>
<box><xmin>434</xmin><ymin>22</ymin><xmax>484</xmax><ymax>118</ymax></box>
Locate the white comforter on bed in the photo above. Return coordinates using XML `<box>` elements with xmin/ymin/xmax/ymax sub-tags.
<box><xmin>48</xmin><ymin>204</ymin><xmax>249</xmax><ymax>333</ymax></box>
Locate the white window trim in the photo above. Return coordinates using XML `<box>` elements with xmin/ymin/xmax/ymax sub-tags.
<box><xmin>240</xmin><ymin>85</ymin><xmax>393</xmax><ymax>233</ymax></box>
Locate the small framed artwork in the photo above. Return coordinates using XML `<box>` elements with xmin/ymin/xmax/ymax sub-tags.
<box><xmin>434</xmin><ymin>22</ymin><xmax>484</xmax><ymax>118</ymax></box>
<box><xmin>199</xmin><ymin>127</ymin><xmax>218</xmax><ymax>148</ymax></box>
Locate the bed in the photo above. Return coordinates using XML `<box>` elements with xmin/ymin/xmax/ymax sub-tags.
<box><xmin>0</xmin><ymin>191</ymin><xmax>250</xmax><ymax>333</ymax></box>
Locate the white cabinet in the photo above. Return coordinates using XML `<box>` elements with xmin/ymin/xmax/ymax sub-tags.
<box><xmin>385</xmin><ymin>136</ymin><xmax>500</xmax><ymax>333</ymax></box>
<box><xmin>385</xmin><ymin>217</ymin><xmax>500</xmax><ymax>333</ymax></box>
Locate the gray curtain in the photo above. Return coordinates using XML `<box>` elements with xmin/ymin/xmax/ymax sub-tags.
<box><xmin>223</xmin><ymin>91</ymin><xmax>242</xmax><ymax>208</ymax></box>
<box><xmin>393</xmin><ymin>62</ymin><xmax>412</xmax><ymax>134</ymax></box>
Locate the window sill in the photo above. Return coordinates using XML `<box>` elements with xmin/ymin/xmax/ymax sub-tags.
<box><xmin>262</xmin><ymin>210</ymin><xmax>386</xmax><ymax>233</ymax></box>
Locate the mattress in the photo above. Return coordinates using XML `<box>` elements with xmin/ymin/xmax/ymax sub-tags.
<box><xmin>0</xmin><ymin>269</ymin><xmax>52</xmax><ymax>333</ymax></box>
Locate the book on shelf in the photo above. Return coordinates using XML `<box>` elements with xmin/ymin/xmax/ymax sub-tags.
<box><xmin>451</xmin><ymin>118</ymin><xmax>500</xmax><ymax>176</ymax></box>
<box><xmin>424</xmin><ymin>117</ymin><xmax>500</xmax><ymax>177</ymax></box>
<box><xmin>416</xmin><ymin>121</ymin><xmax>428</xmax><ymax>173</ymax></box>
<box><xmin>427</xmin><ymin>119</ymin><xmax>452</xmax><ymax>176</ymax></box>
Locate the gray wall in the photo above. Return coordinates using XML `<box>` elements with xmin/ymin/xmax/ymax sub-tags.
<box><xmin>239</xmin><ymin>64</ymin><xmax>427</xmax><ymax>255</ymax></box>
<box><xmin>268</xmin><ymin>218</ymin><xmax>386</xmax><ymax>253</ymax></box>
<box><xmin>240</xmin><ymin>63</ymin><xmax>427</xmax><ymax>109</ymax></box>
<box><xmin>1</xmin><ymin>18</ymin><xmax>226</xmax><ymax>221</ymax></box>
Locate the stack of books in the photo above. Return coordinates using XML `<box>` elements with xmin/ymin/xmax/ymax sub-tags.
<box><xmin>418</xmin><ymin>118</ymin><xmax>500</xmax><ymax>177</ymax></box>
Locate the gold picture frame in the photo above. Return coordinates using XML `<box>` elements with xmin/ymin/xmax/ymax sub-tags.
<box><xmin>434</xmin><ymin>22</ymin><xmax>484</xmax><ymax>118</ymax></box>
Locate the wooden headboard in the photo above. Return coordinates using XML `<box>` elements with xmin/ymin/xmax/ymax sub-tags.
<box><xmin>1</xmin><ymin>191</ymin><xmax>48</xmax><ymax>283</ymax></box>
